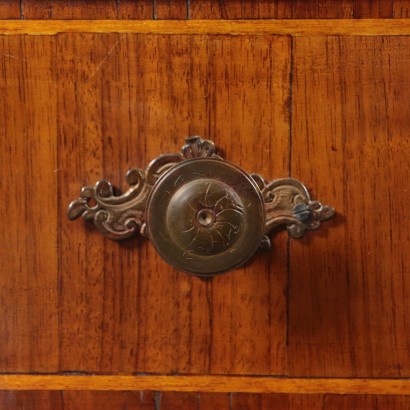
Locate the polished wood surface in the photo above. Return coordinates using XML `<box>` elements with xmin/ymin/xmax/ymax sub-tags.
<box><xmin>0</xmin><ymin>35</ymin><xmax>59</xmax><ymax>372</ymax></box>
<box><xmin>290</xmin><ymin>36</ymin><xmax>410</xmax><ymax>377</ymax></box>
<box><xmin>1</xmin><ymin>391</ymin><xmax>410</xmax><ymax>410</ymax></box>
<box><xmin>0</xmin><ymin>33</ymin><xmax>290</xmax><ymax>374</ymax></box>
<box><xmin>2</xmin><ymin>0</ymin><xmax>410</xmax><ymax>19</ymax></box>
<box><xmin>0</xmin><ymin>1</ymin><xmax>20</xmax><ymax>19</ymax></box>
<box><xmin>190</xmin><ymin>0</ymin><xmax>410</xmax><ymax>19</ymax></box>
<box><xmin>1</xmin><ymin>29</ymin><xmax>410</xmax><ymax>380</ymax></box>
<box><xmin>230</xmin><ymin>393</ymin><xmax>410</xmax><ymax>409</ymax></box>
<box><xmin>0</xmin><ymin>3</ymin><xmax>409</xmax><ymax>409</ymax></box>
<box><xmin>57</xmin><ymin>33</ymin><xmax>290</xmax><ymax>375</ymax></box>
<box><xmin>1</xmin><ymin>376</ymin><xmax>410</xmax><ymax>395</ymax></box>
<box><xmin>0</xmin><ymin>391</ymin><xmax>156</xmax><ymax>410</ymax></box>
<box><xmin>1</xmin><ymin>19</ymin><xmax>410</xmax><ymax>35</ymax></box>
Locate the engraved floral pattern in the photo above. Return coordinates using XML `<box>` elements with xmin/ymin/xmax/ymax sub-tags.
<box><xmin>67</xmin><ymin>137</ymin><xmax>223</xmax><ymax>240</ymax></box>
<box><xmin>172</xmin><ymin>181</ymin><xmax>245</xmax><ymax>256</ymax></box>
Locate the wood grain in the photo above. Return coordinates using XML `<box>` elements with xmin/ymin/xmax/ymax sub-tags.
<box><xmin>353</xmin><ymin>0</ymin><xmax>394</xmax><ymax>17</ymax></box>
<box><xmin>0</xmin><ymin>392</ymin><xmax>63</xmax><ymax>410</ymax></box>
<box><xmin>231</xmin><ymin>393</ymin><xmax>324</xmax><ymax>410</ymax></box>
<box><xmin>0</xmin><ymin>0</ymin><xmax>20</xmax><ymax>19</ymax></box>
<box><xmin>189</xmin><ymin>0</ymin><xmax>410</xmax><ymax>19</ymax></box>
<box><xmin>0</xmin><ymin>391</ymin><xmax>410</xmax><ymax>410</ymax></box>
<box><xmin>117</xmin><ymin>0</ymin><xmax>154</xmax><ymax>19</ymax></box>
<box><xmin>54</xmin><ymin>33</ymin><xmax>289</xmax><ymax>374</ymax></box>
<box><xmin>198</xmin><ymin>393</ymin><xmax>230</xmax><ymax>410</ymax></box>
<box><xmin>51</xmin><ymin>0</ymin><xmax>118</xmax><ymax>19</ymax></box>
<box><xmin>20</xmin><ymin>0</ymin><xmax>155</xmax><ymax>20</ymax></box>
<box><xmin>0</xmin><ymin>10</ymin><xmax>409</xmax><ymax>405</ymax></box>
<box><xmin>21</xmin><ymin>1</ymin><xmax>52</xmax><ymax>19</ymax></box>
<box><xmin>160</xmin><ymin>392</ymin><xmax>198</xmax><ymax>409</ymax></box>
<box><xmin>0</xmin><ymin>36</ymin><xmax>59</xmax><ymax>372</ymax></box>
<box><xmin>1</xmin><ymin>376</ymin><xmax>410</xmax><ymax>394</ymax></box>
<box><xmin>1</xmin><ymin>391</ymin><xmax>220</xmax><ymax>410</ymax></box>
<box><xmin>57</xmin><ymin>33</ymin><xmax>122</xmax><ymax>372</ymax></box>
<box><xmin>156</xmin><ymin>0</ymin><xmax>188</xmax><ymax>19</ymax></box>
<box><xmin>0</xmin><ymin>391</ymin><xmax>155</xmax><ymax>410</ymax></box>
<box><xmin>190</xmin><ymin>0</ymin><xmax>355</xmax><ymax>19</ymax></box>
<box><xmin>324</xmin><ymin>395</ymin><xmax>410</xmax><ymax>409</ymax></box>
<box><xmin>1</xmin><ymin>19</ymin><xmax>410</xmax><ymax>36</ymax></box>
<box><xmin>232</xmin><ymin>393</ymin><xmax>410</xmax><ymax>409</ymax></box>
<box><xmin>1</xmin><ymin>32</ymin><xmax>288</xmax><ymax>376</ymax></box>
<box><xmin>1</xmin><ymin>391</ymin><xmax>410</xmax><ymax>410</ymax></box>
<box><xmin>394</xmin><ymin>0</ymin><xmax>410</xmax><ymax>16</ymax></box>
<box><xmin>4</xmin><ymin>0</ymin><xmax>410</xmax><ymax>20</ymax></box>
<box><xmin>63</xmin><ymin>391</ymin><xmax>155</xmax><ymax>409</ymax></box>
<box><xmin>289</xmin><ymin>36</ymin><xmax>410</xmax><ymax>377</ymax></box>
<box><xmin>185</xmin><ymin>35</ymin><xmax>290</xmax><ymax>375</ymax></box>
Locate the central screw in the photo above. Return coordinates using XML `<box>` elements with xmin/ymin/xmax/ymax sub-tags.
<box><xmin>197</xmin><ymin>209</ymin><xmax>215</xmax><ymax>227</ymax></box>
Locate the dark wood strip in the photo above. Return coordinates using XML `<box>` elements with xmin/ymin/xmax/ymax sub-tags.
<box><xmin>0</xmin><ymin>0</ymin><xmax>20</xmax><ymax>19</ymax></box>
<box><xmin>118</xmin><ymin>0</ymin><xmax>154</xmax><ymax>19</ymax></box>
<box><xmin>51</xmin><ymin>0</ymin><xmax>118</xmax><ymax>19</ymax></box>
<box><xmin>160</xmin><ymin>392</ymin><xmax>198</xmax><ymax>410</ymax></box>
<box><xmin>353</xmin><ymin>0</ymin><xmax>394</xmax><ymax>17</ymax></box>
<box><xmin>231</xmin><ymin>393</ymin><xmax>324</xmax><ymax>410</ymax></box>
<box><xmin>21</xmin><ymin>0</ymin><xmax>52</xmax><ymax>19</ymax></box>
<box><xmin>0</xmin><ymin>391</ymin><xmax>155</xmax><ymax>410</ymax></box>
<box><xmin>156</xmin><ymin>0</ymin><xmax>188</xmax><ymax>19</ymax></box>
<box><xmin>2</xmin><ymin>0</ymin><xmax>410</xmax><ymax>20</ymax></box>
<box><xmin>63</xmin><ymin>391</ymin><xmax>155</xmax><ymax>410</ymax></box>
<box><xmin>1</xmin><ymin>391</ymin><xmax>410</xmax><ymax>410</ymax></box>
<box><xmin>393</xmin><ymin>0</ymin><xmax>410</xmax><ymax>16</ymax></box>
<box><xmin>189</xmin><ymin>0</ymin><xmax>399</xmax><ymax>19</ymax></box>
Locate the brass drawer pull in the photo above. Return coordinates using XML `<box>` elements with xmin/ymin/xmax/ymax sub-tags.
<box><xmin>68</xmin><ymin>137</ymin><xmax>334</xmax><ymax>277</ymax></box>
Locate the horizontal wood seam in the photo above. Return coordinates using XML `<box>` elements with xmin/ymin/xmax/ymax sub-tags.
<box><xmin>0</xmin><ymin>376</ymin><xmax>410</xmax><ymax>395</ymax></box>
<box><xmin>0</xmin><ymin>19</ymin><xmax>409</xmax><ymax>35</ymax></box>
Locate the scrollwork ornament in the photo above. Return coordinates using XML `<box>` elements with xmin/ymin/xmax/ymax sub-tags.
<box><xmin>68</xmin><ymin>137</ymin><xmax>335</xmax><ymax>276</ymax></box>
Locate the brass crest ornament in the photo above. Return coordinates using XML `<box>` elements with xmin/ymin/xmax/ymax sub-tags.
<box><xmin>68</xmin><ymin>137</ymin><xmax>335</xmax><ymax>277</ymax></box>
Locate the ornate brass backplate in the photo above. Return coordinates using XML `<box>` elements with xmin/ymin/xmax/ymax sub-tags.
<box><xmin>68</xmin><ymin>137</ymin><xmax>334</xmax><ymax>276</ymax></box>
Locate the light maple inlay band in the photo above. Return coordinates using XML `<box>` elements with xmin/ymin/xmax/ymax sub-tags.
<box><xmin>0</xmin><ymin>19</ymin><xmax>409</xmax><ymax>36</ymax></box>
<box><xmin>0</xmin><ymin>376</ymin><xmax>410</xmax><ymax>395</ymax></box>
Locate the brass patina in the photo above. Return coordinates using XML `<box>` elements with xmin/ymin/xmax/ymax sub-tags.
<box><xmin>68</xmin><ymin>137</ymin><xmax>334</xmax><ymax>277</ymax></box>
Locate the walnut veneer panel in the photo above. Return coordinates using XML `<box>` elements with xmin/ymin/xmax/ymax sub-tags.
<box><xmin>290</xmin><ymin>36</ymin><xmax>410</xmax><ymax>377</ymax></box>
<box><xmin>20</xmin><ymin>0</ymin><xmax>153</xmax><ymax>19</ymax></box>
<box><xmin>0</xmin><ymin>34</ymin><xmax>290</xmax><ymax>373</ymax></box>
<box><xmin>156</xmin><ymin>0</ymin><xmax>188</xmax><ymax>19</ymax></box>
<box><xmin>191</xmin><ymin>0</ymin><xmax>355</xmax><ymax>19</ymax></box>
<box><xmin>0</xmin><ymin>0</ymin><xmax>20</xmax><ymax>18</ymax></box>
<box><xmin>58</xmin><ymin>33</ymin><xmax>290</xmax><ymax>374</ymax></box>
<box><xmin>4</xmin><ymin>0</ymin><xmax>410</xmax><ymax>19</ymax></box>
<box><xmin>231</xmin><ymin>393</ymin><xmax>410</xmax><ymax>409</ymax></box>
<box><xmin>160</xmin><ymin>392</ymin><xmax>230</xmax><ymax>410</ymax></box>
<box><xmin>35</xmin><ymin>0</ymin><xmax>118</xmax><ymax>19</ymax></box>
<box><xmin>19</xmin><ymin>0</ymin><xmax>186</xmax><ymax>19</ymax></box>
<box><xmin>117</xmin><ymin>0</ymin><xmax>154</xmax><ymax>19</ymax></box>
<box><xmin>0</xmin><ymin>25</ymin><xmax>409</xmax><ymax>382</ymax></box>
<box><xmin>2</xmin><ymin>392</ymin><xmax>410</xmax><ymax>409</ymax></box>
<box><xmin>190</xmin><ymin>0</ymin><xmax>410</xmax><ymax>19</ymax></box>
<box><xmin>21</xmin><ymin>1</ymin><xmax>52</xmax><ymax>19</ymax></box>
<box><xmin>0</xmin><ymin>391</ymin><xmax>155</xmax><ymax>410</ymax></box>
<box><xmin>0</xmin><ymin>36</ymin><xmax>59</xmax><ymax>372</ymax></box>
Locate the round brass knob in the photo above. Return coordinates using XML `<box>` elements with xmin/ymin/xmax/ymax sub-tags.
<box><xmin>146</xmin><ymin>158</ymin><xmax>265</xmax><ymax>276</ymax></box>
